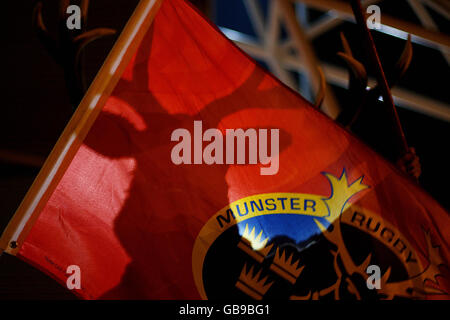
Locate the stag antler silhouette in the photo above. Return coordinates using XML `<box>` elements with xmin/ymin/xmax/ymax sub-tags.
<box><xmin>336</xmin><ymin>33</ymin><xmax>421</xmax><ymax>179</ymax></box>
<box><xmin>336</xmin><ymin>32</ymin><xmax>413</xmax><ymax>128</ymax></box>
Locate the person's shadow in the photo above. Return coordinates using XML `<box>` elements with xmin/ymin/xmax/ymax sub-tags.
<box><xmin>84</xmin><ymin>28</ymin><xmax>296</xmax><ymax>299</ymax></box>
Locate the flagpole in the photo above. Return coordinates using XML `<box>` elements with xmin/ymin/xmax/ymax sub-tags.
<box><xmin>0</xmin><ymin>0</ymin><xmax>163</xmax><ymax>255</ymax></box>
<box><xmin>349</xmin><ymin>0</ymin><xmax>410</xmax><ymax>158</ymax></box>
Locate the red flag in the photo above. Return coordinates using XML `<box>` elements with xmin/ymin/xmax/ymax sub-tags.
<box><xmin>2</xmin><ymin>0</ymin><xmax>449</xmax><ymax>300</ymax></box>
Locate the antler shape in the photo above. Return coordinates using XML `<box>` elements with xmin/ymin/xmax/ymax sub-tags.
<box><xmin>337</xmin><ymin>32</ymin><xmax>414</xmax><ymax>126</ymax></box>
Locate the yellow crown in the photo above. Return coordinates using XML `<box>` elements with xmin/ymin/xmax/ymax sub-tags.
<box><xmin>238</xmin><ymin>224</ymin><xmax>274</xmax><ymax>263</ymax></box>
<box><xmin>270</xmin><ymin>247</ymin><xmax>304</xmax><ymax>284</ymax></box>
<box><xmin>235</xmin><ymin>263</ymin><xmax>273</xmax><ymax>300</ymax></box>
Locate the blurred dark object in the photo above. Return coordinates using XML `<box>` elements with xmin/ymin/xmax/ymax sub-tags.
<box><xmin>33</xmin><ymin>0</ymin><xmax>116</xmax><ymax>107</ymax></box>
<box><xmin>189</xmin><ymin>0</ymin><xmax>213</xmax><ymax>16</ymax></box>
<box><xmin>0</xmin><ymin>253</ymin><xmax>76</xmax><ymax>300</ymax></box>
<box><xmin>396</xmin><ymin>147</ymin><xmax>422</xmax><ymax>180</ymax></box>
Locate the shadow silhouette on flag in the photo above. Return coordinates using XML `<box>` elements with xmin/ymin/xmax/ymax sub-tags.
<box><xmin>82</xmin><ymin>26</ymin><xmax>297</xmax><ymax>298</ymax></box>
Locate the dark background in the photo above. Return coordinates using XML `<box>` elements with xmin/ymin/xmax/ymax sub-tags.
<box><xmin>0</xmin><ymin>0</ymin><xmax>448</xmax><ymax>299</ymax></box>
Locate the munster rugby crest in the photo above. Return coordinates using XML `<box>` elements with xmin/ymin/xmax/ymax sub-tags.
<box><xmin>192</xmin><ymin>170</ymin><xmax>448</xmax><ymax>300</ymax></box>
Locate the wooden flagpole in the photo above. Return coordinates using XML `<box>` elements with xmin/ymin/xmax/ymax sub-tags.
<box><xmin>0</xmin><ymin>0</ymin><xmax>163</xmax><ymax>255</ymax></box>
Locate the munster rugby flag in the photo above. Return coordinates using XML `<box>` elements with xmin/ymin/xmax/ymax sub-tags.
<box><xmin>1</xmin><ymin>0</ymin><xmax>449</xmax><ymax>300</ymax></box>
